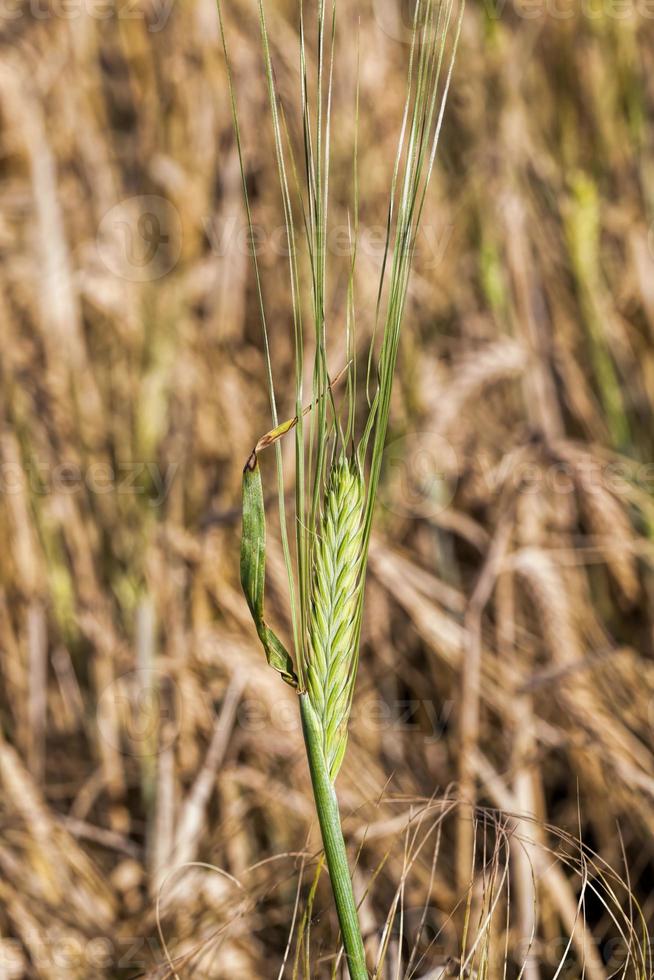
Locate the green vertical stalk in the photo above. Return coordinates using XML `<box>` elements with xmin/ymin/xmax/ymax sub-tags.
<box><xmin>299</xmin><ymin>694</ymin><xmax>368</xmax><ymax>980</ymax></box>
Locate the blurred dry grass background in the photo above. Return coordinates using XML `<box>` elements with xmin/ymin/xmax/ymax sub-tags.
<box><xmin>2</xmin><ymin>0</ymin><xmax>654</xmax><ymax>976</ymax></box>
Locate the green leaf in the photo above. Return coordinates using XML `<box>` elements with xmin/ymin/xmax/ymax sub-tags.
<box><xmin>241</xmin><ymin>451</ymin><xmax>298</xmax><ymax>687</ymax></box>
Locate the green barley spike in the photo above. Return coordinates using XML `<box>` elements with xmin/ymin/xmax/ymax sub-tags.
<box><xmin>306</xmin><ymin>455</ymin><xmax>365</xmax><ymax>781</ymax></box>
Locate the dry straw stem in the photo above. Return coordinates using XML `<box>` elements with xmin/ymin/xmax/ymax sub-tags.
<box><xmin>457</xmin><ymin>514</ymin><xmax>513</xmax><ymax>894</ymax></box>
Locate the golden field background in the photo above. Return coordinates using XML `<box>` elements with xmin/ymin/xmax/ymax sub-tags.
<box><xmin>1</xmin><ymin>0</ymin><xmax>654</xmax><ymax>976</ymax></box>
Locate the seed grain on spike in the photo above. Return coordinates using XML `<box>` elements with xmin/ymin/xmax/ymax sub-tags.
<box><xmin>306</xmin><ymin>456</ymin><xmax>365</xmax><ymax>781</ymax></box>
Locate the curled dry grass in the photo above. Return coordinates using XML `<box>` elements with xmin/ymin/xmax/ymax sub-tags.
<box><xmin>146</xmin><ymin>800</ymin><xmax>651</xmax><ymax>978</ymax></box>
<box><xmin>1</xmin><ymin>0</ymin><xmax>654</xmax><ymax>977</ymax></box>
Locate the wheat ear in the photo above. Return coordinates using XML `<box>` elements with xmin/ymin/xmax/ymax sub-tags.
<box><xmin>306</xmin><ymin>455</ymin><xmax>365</xmax><ymax>781</ymax></box>
<box><xmin>297</xmin><ymin>455</ymin><xmax>368</xmax><ymax>978</ymax></box>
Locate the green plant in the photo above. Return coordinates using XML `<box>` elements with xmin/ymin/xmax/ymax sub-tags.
<box><xmin>220</xmin><ymin>0</ymin><xmax>463</xmax><ymax>973</ymax></box>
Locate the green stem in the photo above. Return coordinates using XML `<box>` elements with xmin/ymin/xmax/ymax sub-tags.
<box><xmin>299</xmin><ymin>693</ymin><xmax>368</xmax><ymax>980</ymax></box>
